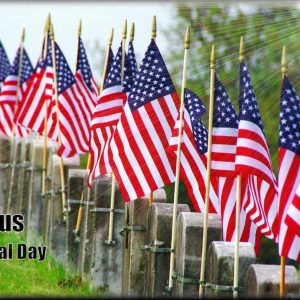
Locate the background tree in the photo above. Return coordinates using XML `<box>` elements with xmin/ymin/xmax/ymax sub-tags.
<box><xmin>164</xmin><ymin>4</ymin><xmax>300</xmax><ymax>172</ymax></box>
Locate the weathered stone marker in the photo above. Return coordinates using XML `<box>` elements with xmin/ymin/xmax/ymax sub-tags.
<box><xmin>0</xmin><ymin>135</ymin><xmax>11</xmax><ymax>214</ymax></box>
<box><xmin>174</xmin><ymin>212</ymin><xmax>222</xmax><ymax>297</ymax></box>
<box><xmin>47</xmin><ymin>154</ymin><xmax>80</xmax><ymax>264</ymax></box>
<box><xmin>122</xmin><ymin>189</ymin><xmax>167</xmax><ymax>296</ymax></box>
<box><xmin>7</xmin><ymin>138</ymin><xmax>22</xmax><ymax>214</ymax></box>
<box><xmin>206</xmin><ymin>241</ymin><xmax>257</xmax><ymax>297</ymax></box>
<box><xmin>19</xmin><ymin>137</ymin><xmax>34</xmax><ymax>221</ymax></box>
<box><xmin>66</xmin><ymin>168</ymin><xmax>87</xmax><ymax>273</ymax></box>
<box><xmin>77</xmin><ymin>181</ymin><xmax>95</xmax><ymax>280</ymax></box>
<box><xmin>246</xmin><ymin>264</ymin><xmax>299</xmax><ymax>297</ymax></box>
<box><xmin>143</xmin><ymin>202</ymin><xmax>190</xmax><ymax>297</ymax></box>
<box><xmin>26</xmin><ymin>140</ymin><xmax>47</xmax><ymax>238</ymax></box>
<box><xmin>91</xmin><ymin>175</ymin><xmax>124</xmax><ymax>295</ymax></box>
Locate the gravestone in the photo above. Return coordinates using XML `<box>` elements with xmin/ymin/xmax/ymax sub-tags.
<box><xmin>206</xmin><ymin>241</ymin><xmax>257</xmax><ymax>297</ymax></box>
<box><xmin>26</xmin><ymin>140</ymin><xmax>47</xmax><ymax>239</ymax></box>
<box><xmin>143</xmin><ymin>202</ymin><xmax>190</xmax><ymax>297</ymax></box>
<box><xmin>246</xmin><ymin>264</ymin><xmax>299</xmax><ymax>297</ymax></box>
<box><xmin>6</xmin><ymin>138</ymin><xmax>22</xmax><ymax>214</ymax></box>
<box><xmin>77</xmin><ymin>182</ymin><xmax>95</xmax><ymax>280</ymax></box>
<box><xmin>174</xmin><ymin>212</ymin><xmax>222</xmax><ymax>297</ymax></box>
<box><xmin>0</xmin><ymin>135</ymin><xmax>11</xmax><ymax>213</ymax></box>
<box><xmin>66</xmin><ymin>168</ymin><xmax>87</xmax><ymax>272</ymax></box>
<box><xmin>47</xmin><ymin>154</ymin><xmax>80</xmax><ymax>264</ymax></box>
<box><xmin>91</xmin><ymin>175</ymin><xmax>124</xmax><ymax>296</ymax></box>
<box><xmin>19</xmin><ymin>137</ymin><xmax>34</xmax><ymax>222</ymax></box>
<box><xmin>122</xmin><ymin>189</ymin><xmax>167</xmax><ymax>296</ymax></box>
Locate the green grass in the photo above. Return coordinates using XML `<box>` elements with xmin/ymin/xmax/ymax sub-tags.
<box><xmin>0</xmin><ymin>231</ymin><xmax>102</xmax><ymax>297</ymax></box>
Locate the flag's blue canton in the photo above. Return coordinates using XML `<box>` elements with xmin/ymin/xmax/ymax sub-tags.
<box><xmin>20</xmin><ymin>48</ymin><xmax>34</xmax><ymax>84</ymax></box>
<box><xmin>7</xmin><ymin>47</ymin><xmax>33</xmax><ymax>84</ymax></box>
<box><xmin>54</xmin><ymin>42</ymin><xmax>76</xmax><ymax>95</ymax></box>
<box><xmin>184</xmin><ymin>88</ymin><xmax>208</xmax><ymax>154</ymax></box>
<box><xmin>106</xmin><ymin>48</ymin><xmax>114</xmax><ymax>78</ymax></box>
<box><xmin>128</xmin><ymin>38</ymin><xmax>176</xmax><ymax>111</ymax></box>
<box><xmin>240</xmin><ymin>61</ymin><xmax>264</xmax><ymax>132</ymax></box>
<box><xmin>279</xmin><ymin>75</ymin><xmax>300</xmax><ymax>156</ymax></box>
<box><xmin>77</xmin><ymin>38</ymin><xmax>94</xmax><ymax>92</ymax></box>
<box><xmin>103</xmin><ymin>44</ymin><xmax>122</xmax><ymax>90</ymax></box>
<box><xmin>214</xmin><ymin>75</ymin><xmax>239</xmax><ymax>129</ymax></box>
<box><xmin>0</xmin><ymin>41</ymin><xmax>10</xmax><ymax>82</ymax></box>
<box><xmin>44</xmin><ymin>37</ymin><xmax>53</xmax><ymax>68</ymax></box>
<box><xmin>9</xmin><ymin>48</ymin><xmax>21</xmax><ymax>76</ymax></box>
<box><xmin>123</xmin><ymin>41</ymin><xmax>138</xmax><ymax>93</ymax></box>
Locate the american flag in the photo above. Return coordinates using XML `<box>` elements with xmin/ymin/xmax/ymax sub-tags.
<box><xmin>88</xmin><ymin>44</ymin><xmax>123</xmax><ymax>183</ymax></box>
<box><xmin>74</xmin><ymin>37</ymin><xmax>98</xmax><ymax>111</ymax></box>
<box><xmin>168</xmin><ymin>88</ymin><xmax>219</xmax><ymax>213</ymax></box>
<box><xmin>0</xmin><ymin>41</ymin><xmax>11</xmax><ymax>86</ymax></box>
<box><xmin>212</xmin><ymin>75</ymin><xmax>261</xmax><ymax>253</ymax></box>
<box><xmin>88</xmin><ymin>43</ymin><xmax>130</xmax><ymax>185</ymax></box>
<box><xmin>0</xmin><ymin>47</ymin><xmax>34</xmax><ymax>137</ymax></box>
<box><xmin>235</xmin><ymin>61</ymin><xmax>279</xmax><ymax>241</ymax></box>
<box><xmin>284</xmin><ymin>183</ymin><xmax>300</xmax><ymax>261</ymax></box>
<box><xmin>15</xmin><ymin>36</ymin><xmax>58</xmax><ymax>141</ymax></box>
<box><xmin>53</xmin><ymin>41</ymin><xmax>94</xmax><ymax>157</ymax></box>
<box><xmin>278</xmin><ymin>75</ymin><xmax>300</xmax><ymax>261</ymax></box>
<box><xmin>110</xmin><ymin>38</ymin><xmax>179</xmax><ymax>201</ymax></box>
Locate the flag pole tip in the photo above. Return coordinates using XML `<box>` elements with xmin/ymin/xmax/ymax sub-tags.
<box><xmin>109</xmin><ymin>28</ymin><xmax>114</xmax><ymax>46</ymax></box>
<box><xmin>239</xmin><ymin>36</ymin><xmax>244</xmax><ymax>62</ymax></box>
<box><xmin>130</xmin><ymin>22</ymin><xmax>135</xmax><ymax>42</ymax></box>
<box><xmin>21</xmin><ymin>28</ymin><xmax>25</xmax><ymax>42</ymax></box>
<box><xmin>44</xmin><ymin>14</ymin><xmax>51</xmax><ymax>33</ymax></box>
<box><xmin>210</xmin><ymin>44</ymin><xmax>215</xmax><ymax>69</ymax></box>
<box><xmin>281</xmin><ymin>46</ymin><xmax>287</xmax><ymax>75</ymax></box>
<box><xmin>184</xmin><ymin>26</ymin><xmax>190</xmax><ymax>49</ymax></box>
<box><xmin>50</xmin><ymin>23</ymin><xmax>54</xmax><ymax>40</ymax></box>
<box><xmin>151</xmin><ymin>15</ymin><xmax>157</xmax><ymax>38</ymax></box>
<box><xmin>78</xmin><ymin>19</ymin><xmax>82</xmax><ymax>37</ymax></box>
<box><xmin>122</xmin><ymin>20</ymin><xmax>127</xmax><ymax>39</ymax></box>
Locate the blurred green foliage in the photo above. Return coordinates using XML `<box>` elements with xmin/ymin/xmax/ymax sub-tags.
<box><xmin>164</xmin><ymin>4</ymin><xmax>300</xmax><ymax>174</ymax></box>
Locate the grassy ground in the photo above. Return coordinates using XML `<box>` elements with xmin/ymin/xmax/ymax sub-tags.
<box><xmin>0</xmin><ymin>231</ymin><xmax>102</xmax><ymax>297</ymax></box>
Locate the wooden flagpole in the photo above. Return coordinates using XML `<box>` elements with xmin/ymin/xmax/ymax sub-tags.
<box><xmin>74</xmin><ymin>27</ymin><xmax>114</xmax><ymax>237</ymax></box>
<box><xmin>49</xmin><ymin>23</ymin><xmax>67</xmax><ymax>217</ymax></box>
<box><xmin>167</xmin><ymin>26</ymin><xmax>190</xmax><ymax>292</ymax></box>
<box><xmin>7</xmin><ymin>28</ymin><xmax>26</xmax><ymax>213</ymax></box>
<box><xmin>280</xmin><ymin>46</ymin><xmax>287</xmax><ymax>298</ymax></box>
<box><xmin>42</xmin><ymin>13</ymin><xmax>51</xmax><ymax>199</ymax></box>
<box><xmin>199</xmin><ymin>44</ymin><xmax>216</xmax><ymax>297</ymax></box>
<box><xmin>148</xmin><ymin>15</ymin><xmax>156</xmax><ymax>207</ymax></box>
<box><xmin>232</xmin><ymin>36</ymin><xmax>244</xmax><ymax>299</ymax></box>
<box><xmin>106</xmin><ymin>20</ymin><xmax>127</xmax><ymax>245</ymax></box>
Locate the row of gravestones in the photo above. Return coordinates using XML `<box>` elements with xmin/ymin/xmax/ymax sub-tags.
<box><xmin>0</xmin><ymin>134</ymin><xmax>299</xmax><ymax>298</ymax></box>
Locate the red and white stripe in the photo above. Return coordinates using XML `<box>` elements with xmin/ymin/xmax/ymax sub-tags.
<box><xmin>15</xmin><ymin>65</ymin><xmax>57</xmax><ymax>141</ymax></box>
<box><xmin>57</xmin><ymin>72</ymin><xmax>98</xmax><ymax>158</ymax></box>
<box><xmin>88</xmin><ymin>85</ymin><xmax>126</xmax><ymax>185</ymax></box>
<box><xmin>211</xmin><ymin>127</ymin><xmax>238</xmax><ymax>177</ymax></box>
<box><xmin>168</xmin><ymin>112</ymin><xmax>220</xmax><ymax>213</ymax></box>
<box><xmin>278</xmin><ymin>149</ymin><xmax>300</xmax><ymax>261</ymax></box>
<box><xmin>218</xmin><ymin>177</ymin><xmax>261</xmax><ymax>254</ymax></box>
<box><xmin>235</xmin><ymin>119</ymin><xmax>279</xmax><ymax>240</ymax></box>
<box><xmin>0</xmin><ymin>74</ymin><xmax>31</xmax><ymax>137</ymax></box>
<box><xmin>211</xmin><ymin>126</ymin><xmax>261</xmax><ymax>252</ymax></box>
<box><xmin>245</xmin><ymin>175</ymin><xmax>278</xmax><ymax>240</ymax></box>
<box><xmin>110</xmin><ymin>92</ymin><xmax>179</xmax><ymax>201</ymax></box>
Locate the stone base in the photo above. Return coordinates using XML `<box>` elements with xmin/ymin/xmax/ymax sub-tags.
<box><xmin>174</xmin><ymin>212</ymin><xmax>222</xmax><ymax>298</ymax></box>
<box><xmin>144</xmin><ymin>202</ymin><xmax>190</xmax><ymax>297</ymax></box>
<box><xmin>206</xmin><ymin>241</ymin><xmax>257</xmax><ymax>297</ymax></box>
<box><xmin>246</xmin><ymin>264</ymin><xmax>300</xmax><ymax>297</ymax></box>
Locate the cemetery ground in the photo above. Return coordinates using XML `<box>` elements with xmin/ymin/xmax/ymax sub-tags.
<box><xmin>0</xmin><ymin>231</ymin><xmax>103</xmax><ymax>297</ymax></box>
